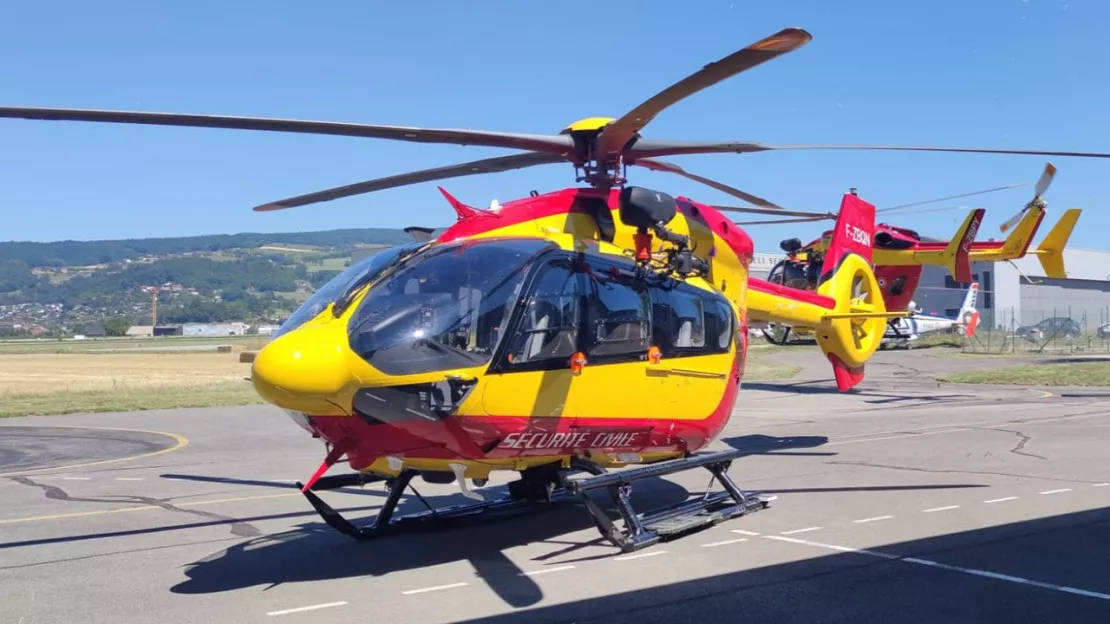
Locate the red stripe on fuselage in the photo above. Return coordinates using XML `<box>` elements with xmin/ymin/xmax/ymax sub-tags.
<box><xmin>305</xmin><ymin>350</ymin><xmax>743</xmax><ymax>471</ymax></box>
<box><xmin>749</xmin><ymin>277</ymin><xmax>836</xmax><ymax>308</ymax></box>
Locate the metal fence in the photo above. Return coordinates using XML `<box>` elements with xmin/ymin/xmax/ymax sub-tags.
<box><xmin>961</xmin><ymin>297</ymin><xmax>1110</xmax><ymax>354</ymax></box>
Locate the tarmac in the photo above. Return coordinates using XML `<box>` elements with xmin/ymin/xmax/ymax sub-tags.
<box><xmin>1</xmin><ymin>346</ymin><xmax>1108</xmax><ymax>623</ymax></box>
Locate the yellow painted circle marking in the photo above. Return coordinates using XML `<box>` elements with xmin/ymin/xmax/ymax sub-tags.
<box><xmin>0</xmin><ymin>425</ymin><xmax>189</xmax><ymax>478</ymax></box>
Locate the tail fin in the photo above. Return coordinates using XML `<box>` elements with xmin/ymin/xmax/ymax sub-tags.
<box><xmin>1030</xmin><ymin>208</ymin><xmax>1080</xmax><ymax>279</ymax></box>
<box><xmin>957</xmin><ymin>282</ymin><xmax>980</xmax><ymax>338</ymax></box>
<box><xmin>940</xmin><ymin>208</ymin><xmax>985</xmax><ymax>283</ymax></box>
<box><xmin>813</xmin><ymin>192</ymin><xmax>894</xmax><ymax>392</ymax></box>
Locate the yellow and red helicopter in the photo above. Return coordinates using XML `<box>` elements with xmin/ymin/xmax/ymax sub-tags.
<box><xmin>3</xmin><ymin>26</ymin><xmax>1109</xmax><ymax>551</ymax></box>
<box><xmin>745</xmin><ymin>163</ymin><xmax>1082</xmax><ymax>344</ymax></box>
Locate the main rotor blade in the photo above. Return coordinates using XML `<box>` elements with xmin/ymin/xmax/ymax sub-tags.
<box><xmin>254</xmin><ymin>152</ymin><xmax>566</xmax><ymax>212</ymax></box>
<box><xmin>734</xmin><ymin>215</ymin><xmax>832</xmax><ymax>226</ymax></box>
<box><xmin>627</xmin><ymin>140</ymin><xmax>1110</xmax><ymax>160</ymax></box>
<box><xmin>877</xmin><ymin>183</ymin><xmax>1025</xmax><ymax>213</ymax></box>
<box><xmin>711</xmin><ymin>204</ymin><xmax>835</xmax><ymax>219</ymax></box>
<box><xmin>633</xmin><ymin>158</ymin><xmax>785</xmax><ymax>210</ymax></box>
<box><xmin>0</xmin><ymin>106</ymin><xmax>576</xmax><ymax>155</ymax></box>
<box><xmin>596</xmin><ymin>27</ymin><xmax>813</xmax><ymax>157</ymax></box>
<box><xmin>735</xmin><ymin>205</ymin><xmax>969</xmax><ymax>226</ymax></box>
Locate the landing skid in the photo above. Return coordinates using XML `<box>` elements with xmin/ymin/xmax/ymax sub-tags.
<box><xmin>297</xmin><ymin>449</ymin><xmax>773</xmax><ymax>552</ymax></box>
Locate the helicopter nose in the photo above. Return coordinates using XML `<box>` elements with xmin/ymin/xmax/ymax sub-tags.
<box><xmin>251</xmin><ymin>324</ymin><xmax>354</xmax><ymax>412</ymax></box>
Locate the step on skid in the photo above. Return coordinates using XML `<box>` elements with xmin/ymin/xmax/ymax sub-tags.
<box><xmin>297</xmin><ymin>448</ymin><xmax>774</xmax><ymax>552</ymax></box>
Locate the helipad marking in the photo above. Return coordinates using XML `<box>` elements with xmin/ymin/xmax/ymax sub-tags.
<box><xmin>924</xmin><ymin>505</ymin><xmax>960</xmax><ymax>513</ymax></box>
<box><xmin>267</xmin><ymin>602</ymin><xmax>347</xmax><ymax>616</ymax></box>
<box><xmin>781</xmin><ymin>526</ymin><xmax>822</xmax><ymax>535</ymax></box>
<box><xmin>615</xmin><ymin>550</ymin><xmax>668</xmax><ymax>561</ymax></box>
<box><xmin>519</xmin><ymin>565</ymin><xmax>575</xmax><ymax>576</ymax></box>
<box><xmin>402</xmin><ymin>582</ymin><xmax>469</xmax><ymax>595</ymax></box>
<box><xmin>765</xmin><ymin>535</ymin><xmax>1110</xmax><ymax>601</ymax></box>
<box><xmin>0</xmin><ymin>426</ymin><xmax>190</xmax><ymax>477</ymax></box>
<box><xmin>701</xmin><ymin>537</ymin><xmax>748</xmax><ymax>547</ymax></box>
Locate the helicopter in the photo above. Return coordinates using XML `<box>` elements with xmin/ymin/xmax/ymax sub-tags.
<box><xmin>752</xmin><ymin>164</ymin><xmax>1080</xmax><ymax>345</ymax></box>
<box><xmin>3</xmin><ymin>26</ymin><xmax>1109</xmax><ymax>552</ymax></box>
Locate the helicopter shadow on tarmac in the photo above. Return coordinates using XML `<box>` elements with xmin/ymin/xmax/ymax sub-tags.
<box><xmin>168</xmin><ymin>435</ymin><xmax>984</xmax><ymax>608</ymax></box>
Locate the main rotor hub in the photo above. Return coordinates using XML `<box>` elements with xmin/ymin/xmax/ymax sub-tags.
<box><xmin>560</xmin><ymin>117</ymin><xmax>628</xmax><ymax>189</ymax></box>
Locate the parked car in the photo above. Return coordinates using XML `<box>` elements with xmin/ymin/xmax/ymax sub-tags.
<box><xmin>1014</xmin><ymin>317</ymin><xmax>1082</xmax><ymax>341</ymax></box>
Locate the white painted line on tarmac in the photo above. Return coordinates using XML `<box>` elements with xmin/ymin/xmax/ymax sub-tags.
<box><xmin>701</xmin><ymin>538</ymin><xmax>749</xmax><ymax>548</ymax></box>
<box><xmin>519</xmin><ymin>565</ymin><xmax>575</xmax><ymax>576</ymax></box>
<box><xmin>1093</xmin><ymin>483</ymin><xmax>1109</xmax><ymax>488</ymax></box>
<box><xmin>853</xmin><ymin>515</ymin><xmax>894</xmax><ymax>524</ymax></box>
<box><xmin>731</xmin><ymin>529</ymin><xmax>762</xmax><ymax>536</ymax></box>
<box><xmin>63</xmin><ymin>477</ymin><xmax>90</xmax><ymax>481</ymax></box>
<box><xmin>614</xmin><ymin>550</ymin><xmax>667</xmax><ymax>561</ymax></box>
<box><xmin>924</xmin><ymin>505</ymin><xmax>960</xmax><ymax>513</ymax></box>
<box><xmin>1040</xmin><ymin>488</ymin><xmax>1072</xmax><ymax>495</ymax></box>
<box><xmin>115</xmin><ymin>477</ymin><xmax>143</xmax><ymax>481</ymax></box>
<box><xmin>984</xmin><ymin>496</ymin><xmax>1019</xmax><ymax>504</ymax></box>
<box><xmin>402</xmin><ymin>582</ymin><xmax>469</xmax><ymax>595</ymax></box>
<box><xmin>267</xmin><ymin>601</ymin><xmax>348</xmax><ymax>616</ymax></box>
<box><xmin>781</xmin><ymin>526</ymin><xmax>823</xmax><ymax>535</ymax></box>
<box><xmin>765</xmin><ymin>535</ymin><xmax>1110</xmax><ymax>601</ymax></box>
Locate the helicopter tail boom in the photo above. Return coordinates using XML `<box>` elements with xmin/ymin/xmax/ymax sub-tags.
<box><xmin>748</xmin><ymin>191</ymin><xmax>898</xmax><ymax>391</ymax></box>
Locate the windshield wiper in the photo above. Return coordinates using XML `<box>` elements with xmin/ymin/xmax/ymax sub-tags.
<box><xmin>331</xmin><ymin>244</ymin><xmax>427</xmax><ymax>317</ymax></box>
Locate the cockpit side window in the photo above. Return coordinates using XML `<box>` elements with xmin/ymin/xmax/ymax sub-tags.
<box><xmin>347</xmin><ymin>238</ymin><xmax>553</xmax><ymax>377</ymax></box>
<box><xmin>498</xmin><ymin>257</ymin><xmax>583</xmax><ymax>370</ymax></box>
<box><xmin>582</xmin><ymin>259</ymin><xmax>651</xmax><ymax>361</ymax></box>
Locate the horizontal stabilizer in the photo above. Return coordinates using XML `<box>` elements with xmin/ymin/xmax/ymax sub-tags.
<box><xmin>822</xmin><ymin>311</ymin><xmax>909</xmax><ymax>321</ymax></box>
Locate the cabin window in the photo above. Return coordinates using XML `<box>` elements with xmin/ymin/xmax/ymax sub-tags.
<box><xmin>501</xmin><ymin>259</ymin><xmax>582</xmax><ymax>367</ymax></box>
<box><xmin>650</xmin><ymin>282</ymin><xmax>733</xmax><ymax>357</ymax></box>
<box><xmin>583</xmin><ymin>262</ymin><xmax>651</xmax><ymax>360</ymax></box>
<box><xmin>709</xmin><ymin>298</ymin><xmax>736</xmax><ymax>352</ymax></box>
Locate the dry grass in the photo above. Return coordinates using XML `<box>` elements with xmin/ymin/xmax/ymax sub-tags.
<box><xmin>0</xmin><ymin>353</ymin><xmax>250</xmax><ymax>397</ymax></box>
<box><xmin>0</xmin><ymin>352</ymin><xmax>263</xmax><ymax>417</ymax></box>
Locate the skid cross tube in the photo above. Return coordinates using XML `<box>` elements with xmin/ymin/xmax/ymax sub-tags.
<box><xmin>566</xmin><ymin>449</ymin><xmax>773</xmax><ymax>552</ymax></box>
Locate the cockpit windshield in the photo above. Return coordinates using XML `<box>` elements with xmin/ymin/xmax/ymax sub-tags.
<box><xmin>348</xmin><ymin>238</ymin><xmax>555</xmax><ymax>376</ymax></box>
<box><xmin>271</xmin><ymin>242</ymin><xmax>422</xmax><ymax>340</ymax></box>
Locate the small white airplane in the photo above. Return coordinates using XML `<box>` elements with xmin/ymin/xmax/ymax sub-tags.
<box><xmin>881</xmin><ymin>282</ymin><xmax>980</xmax><ymax>350</ymax></box>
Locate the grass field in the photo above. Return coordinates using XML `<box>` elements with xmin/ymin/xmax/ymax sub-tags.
<box><xmin>0</xmin><ymin>337</ymin><xmax>801</xmax><ymax>418</ymax></box>
<box><xmin>937</xmin><ymin>360</ymin><xmax>1110</xmax><ymax>387</ymax></box>
<box><xmin>0</xmin><ymin>352</ymin><xmax>264</xmax><ymax>418</ymax></box>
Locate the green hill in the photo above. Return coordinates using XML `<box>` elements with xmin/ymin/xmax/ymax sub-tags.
<box><xmin>0</xmin><ymin>227</ymin><xmax>420</xmax><ymax>334</ymax></box>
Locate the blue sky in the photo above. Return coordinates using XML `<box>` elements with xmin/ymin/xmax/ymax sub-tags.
<box><xmin>1</xmin><ymin>0</ymin><xmax>1107</xmax><ymax>255</ymax></box>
